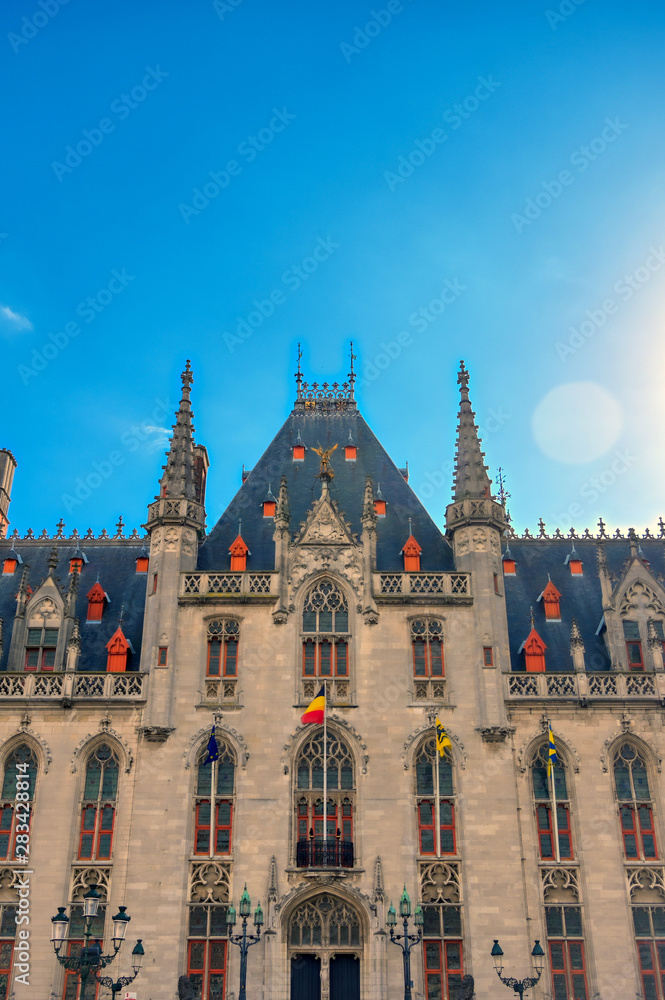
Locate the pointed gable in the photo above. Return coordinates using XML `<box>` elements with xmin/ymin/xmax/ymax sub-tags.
<box><xmin>87</xmin><ymin>581</ymin><xmax>108</xmax><ymax>621</ymax></box>
<box><xmin>106</xmin><ymin>626</ymin><xmax>130</xmax><ymax>672</ymax></box>
<box><xmin>229</xmin><ymin>535</ymin><xmax>250</xmax><ymax>571</ymax></box>
<box><xmin>538</xmin><ymin>580</ymin><xmax>562</xmax><ymax>621</ymax></box>
<box><xmin>519</xmin><ymin>626</ymin><xmax>547</xmax><ymax>672</ymax></box>
<box><xmin>401</xmin><ymin>534</ymin><xmax>422</xmax><ymax>572</ymax></box>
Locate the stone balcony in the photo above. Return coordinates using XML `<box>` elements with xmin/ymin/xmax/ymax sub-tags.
<box><xmin>504</xmin><ymin>671</ymin><xmax>665</xmax><ymax>703</ymax></box>
<box><xmin>373</xmin><ymin>572</ymin><xmax>472</xmax><ymax>603</ymax></box>
<box><xmin>0</xmin><ymin>671</ymin><xmax>147</xmax><ymax>702</ymax></box>
<box><xmin>180</xmin><ymin>571</ymin><xmax>276</xmax><ymax>602</ymax></box>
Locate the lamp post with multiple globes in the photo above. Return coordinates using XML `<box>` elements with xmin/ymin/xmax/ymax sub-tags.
<box><xmin>386</xmin><ymin>886</ymin><xmax>424</xmax><ymax>1000</ymax></box>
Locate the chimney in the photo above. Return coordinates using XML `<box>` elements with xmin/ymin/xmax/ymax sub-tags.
<box><xmin>0</xmin><ymin>450</ymin><xmax>17</xmax><ymax>539</ymax></box>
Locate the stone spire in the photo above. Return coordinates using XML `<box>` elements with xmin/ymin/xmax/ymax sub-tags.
<box><xmin>159</xmin><ymin>360</ymin><xmax>196</xmax><ymax>500</ymax></box>
<box><xmin>453</xmin><ymin>361</ymin><xmax>492</xmax><ymax>500</ymax></box>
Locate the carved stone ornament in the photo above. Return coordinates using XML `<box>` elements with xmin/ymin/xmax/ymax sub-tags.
<box><xmin>541</xmin><ymin>867</ymin><xmax>581</xmax><ymax>903</ymax></box>
<box><xmin>2</xmin><ymin>728</ymin><xmax>51</xmax><ymax>773</ymax></box>
<box><xmin>183</xmin><ymin>723</ymin><xmax>249</xmax><ymax>770</ymax></box>
<box><xmin>628</xmin><ymin>866</ymin><xmax>665</xmax><ymax>900</ymax></box>
<box><xmin>295</xmin><ymin>494</ymin><xmax>356</xmax><ymax>547</ymax></box>
<box><xmin>419</xmin><ymin>862</ymin><xmax>462</xmax><ymax>903</ymax></box>
<box><xmin>478</xmin><ymin>725</ymin><xmax>515</xmax><ymax>744</ymax></box>
<box><xmin>72</xmin><ymin>867</ymin><xmax>111</xmax><ymax>900</ymax></box>
<box><xmin>139</xmin><ymin>726</ymin><xmax>176</xmax><ymax>743</ymax></box>
<box><xmin>402</xmin><ymin>722</ymin><xmax>466</xmax><ymax>770</ymax></box>
<box><xmin>190</xmin><ymin>861</ymin><xmax>231</xmax><ymax>903</ymax></box>
<box><xmin>600</xmin><ymin>731</ymin><xmax>662</xmax><ymax>774</ymax></box>
<box><xmin>281</xmin><ymin>716</ymin><xmax>369</xmax><ymax>776</ymax></box>
<box><xmin>70</xmin><ymin>730</ymin><xmax>133</xmax><ymax>774</ymax></box>
<box><xmin>164</xmin><ymin>527</ymin><xmax>179</xmax><ymax>552</ymax></box>
<box><xmin>288</xmin><ymin>551</ymin><xmax>363</xmax><ymax>604</ymax></box>
<box><xmin>30</xmin><ymin>597</ymin><xmax>59</xmax><ymax>622</ymax></box>
<box><xmin>181</xmin><ymin>528</ymin><xmax>197</xmax><ymax>556</ymax></box>
<box><xmin>516</xmin><ymin>728</ymin><xmax>580</xmax><ymax>774</ymax></box>
<box><xmin>618</xmin><ymin>580</ymin><xmax>665</xmax><ymax>617</ymax></box>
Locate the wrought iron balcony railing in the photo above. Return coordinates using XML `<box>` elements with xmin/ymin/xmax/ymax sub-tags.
<box><xmin>296</xmin><ymin>838</ymin><xmax>354</xmax><ymax>869</ymax></box>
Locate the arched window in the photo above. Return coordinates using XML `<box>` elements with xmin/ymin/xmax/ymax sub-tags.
<box><xmin>543</xmin><ymin>871</ymin><xmax>589</xmax><ymax>1000</ymax></box>
<box><xmin>411</xmin><ymin>620</ymin><xmax>444</xmax><ymax>677</ymax></box>
<box><xmin>614</xmin><ymin>743</ymin><xmax>658</xmax><ymax>860</ymax></box>
<box><xmin>206</xmin><ymin>620</ymin><xmax>239</xmax><ymax>678</ymax></box>
<box><xmin>415</xmin><ymin>737</ymin><xmax>456</xmax><ymax>857</ymax></box>
<box><xmin>0</xmin><ymin>744</ymin><xmax>37</xmax><ymax>862</ymax></box>
<box><xmin>78</xmin><ymin>744</ymin><xmax>119</xmax><ymax>861</ymax></box>
<box><xmin>194</xmin><ymin>739</ymin><xmax>235</xmax><ymax>856</ymax></box>
<box><xmin>295</xmin><ymin>731</ymin><xmax>354</xmax><ymax>869</ymax></box>
<box><xmin>532</xmin><ymin>744</ymin><xmax>573</xmax><ymax>861</ymax></box>
<box><xmin>302</xmin><ymin>581</ymin><xmax>349</xmax><ymax>681</ymax></box>
<box><xmin>421</xmin><ymin>862</ymin><xmax>464</xmax><ymax>1000</ymax></box>
<box><xmin>289</xmin><ymin>895</ymin><xmax>361</xmax><ymax>948</ymax></box>
<box><xmin>25</xmin><ymin>626</ymin><xmax>58</xmax><ymax>671</ymax></box>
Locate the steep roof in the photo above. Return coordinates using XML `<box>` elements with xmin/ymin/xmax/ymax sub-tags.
<box><xmin>198</xmin><ymin>408</ymin><xmax>454</xmax><ymax>573</ymax></box>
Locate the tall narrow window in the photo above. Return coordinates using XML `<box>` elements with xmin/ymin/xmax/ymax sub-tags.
<box><xmin>301</xmin><ymin>581</ymin><xmax>350</xmax><ymax>694</ymax></box>
<box><xmin>614</xmin><ymin>743</ymin><xmax>658</xmax><ymax>860</ymax></box>
<box><xmin>532</xmin><ymin>744</ymin><xmax>573</xmax><ymax>860</ymax></box>
<box><xmin>416</xmin><ymin>737</ymin><xmax>456</xmax><ymax>856</ymax></box>
<box><xmin>187</xmin><ymin>905</ymin><xmax>228</xmax><ymax>1000</ymax></box>
<box><xmin>78</xmin><ymin>744</ymin><xmax>119</xmax><ymax>861</ymax></box>
<box><xmin>295</xmin><ymin>731</ymin><xmax>354</xmax><ymax>869</ymax></box>
<box><xmin>411</xmin><ymin>619</ymin><xmax>444</xmax><ymax>677</ymax></box>
<box><xmin>0</xmin><ymin>906</ymin><xmax>17</xmax><ymax>1000</ymax></box>
<box><xmin>633</xmin><ymin>905</ymin><xmax>665</xmax><ymax>1000</ymax></box>
<box><xmin>421</xmin><ymin>866</ymin><xmax>464</xmax><ymax>1000</ymax></box>
<box><xmin>206</xmin><ymin>620</ymin><xmax>240</xmax><ymax>678</ymax></box>
<box><xmin>194</xmin><ymin>738</ymin><xmax>235</xmax><ymax>856</ymax></box>
<box><xmin>24</xmin><ymin>627</ymin><xmax>58</xmax><ymax>670</ymax></box>
<box><xmin>623</xmin><ymin>621</ymin><xmax>644</xmax><ymax>670</ymax></box>
<box><xmin>62</xmin><ymin>905</ymin><xmax>105</xmax><ymax>1000</ymax></box>
<box><xmin>0</xmin><ymin>745</ymin><xmax>37</xmax><ymax>862</ymax></box>
<box><xmin>545</xmin><ymin>905</ymin><xmax>588</xmax><ymax>1000</ymax></box>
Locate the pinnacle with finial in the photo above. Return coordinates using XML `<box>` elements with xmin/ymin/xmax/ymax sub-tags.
<box><xmin>570</xmin><ymin>618</ymin><xmax>584</xmax><ymax>649</ymax></box>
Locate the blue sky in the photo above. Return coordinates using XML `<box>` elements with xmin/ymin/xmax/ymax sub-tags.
<box><xmin>2</xmin><ymin>0</ymin><xmax>665</xmax><ymax>538</ymax></box>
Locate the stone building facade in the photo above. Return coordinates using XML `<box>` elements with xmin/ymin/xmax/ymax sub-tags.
<box><xmin>0</xmin><ymin>357</ymin><xmax>663</xmax><ymax>1000</ymax></box>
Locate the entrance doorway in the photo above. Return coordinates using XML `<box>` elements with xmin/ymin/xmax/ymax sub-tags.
<box><xmin>290</xmin><ymin>954</ymin><xmax>321</xmax><ymax>1000</ymax></box>
<box><xmin>330</xmin><ymin>953</ymin><xmax>360</xmax><ymax>1000</ymax></box>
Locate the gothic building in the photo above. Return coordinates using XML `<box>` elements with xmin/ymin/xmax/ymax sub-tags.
<box><xmin>0</xmin><ymin>356</ymin><xmax>663</xmax><ymax>1000</ymax></box>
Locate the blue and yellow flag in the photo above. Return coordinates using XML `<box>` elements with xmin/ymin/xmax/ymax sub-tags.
<box><xmin>547</xmin><ymin>728</ymin><xmax>557</xmax><ymax>777</ymax></box>
<box><xmin>436</xmin><ymin>717</ymin><xmax>452</xmax><ymax>758</ymax></box>
<box><xmin>205</xmin><ymin>725</ymin><xmax>220</xmax><ymax>763</ymax></box>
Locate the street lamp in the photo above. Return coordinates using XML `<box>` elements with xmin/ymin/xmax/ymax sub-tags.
<box><xmin>96</xmin><ymin>940</ymin><xmax>145</xmax><ymax>998</ymax></box>
<box><xmin>491</xmin><ymin>938</ymin><xmax>546</xmax><ymax>998</ymax></box>
<box><xmin>50</xmin><ymin>883</ymin><xmax>144</xmax><ymax>1000</ymax></box>
<box><xmin>227</xmin><ymin>884</ymin><xmax>263</xmax><ymax>1000</ymax></box>
<box><xmin>387</xmin><ymin>887</ymin><xmax>423</xmax><ymax>1000</ymax></box>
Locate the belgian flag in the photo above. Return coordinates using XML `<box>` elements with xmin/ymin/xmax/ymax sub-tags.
<box><xmin>301</xmin><ymin>685</ymin><xmax>325</xmax><ymax>724</ymax></box>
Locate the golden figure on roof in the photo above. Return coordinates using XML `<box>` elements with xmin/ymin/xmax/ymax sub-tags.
<box><xmin>311</xmin><ymin>443</ymin><xmax>338</xmax><ymax>479</ymax></box>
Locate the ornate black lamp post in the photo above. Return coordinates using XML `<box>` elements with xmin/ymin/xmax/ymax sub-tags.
<box><xmin>387</xmin><ymin>886</ymin><xmax>424</xmax><ymax>1000</ymax></box>
<box><xmin>491</xmin><ymin>938</ymin><xmax>546</xmax><ymax>998</ymax></box>
<box><xmin>226</xmin><ymin>884</ymin><xmax>263</xmax><ymax>1000</ymax></box>
<box><xmin>95</xmin><ymin>940</ymin><xmax>144</xmax><ymax>997</ymax></box>
<box><xmin>50</xmin><ymin>883</ymin><xmax>144</xmax><ymax>1000</ymax></box>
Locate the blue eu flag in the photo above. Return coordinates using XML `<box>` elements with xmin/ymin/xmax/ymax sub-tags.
<box><xmin>205</xmin><ymin>725</ymin><xmax>220</xmax><ymax>763</ymax></box>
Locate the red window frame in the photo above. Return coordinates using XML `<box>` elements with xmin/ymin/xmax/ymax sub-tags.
<box><xmin>620</xmin><ymin>804</ymin><xmax>658</xmax><ymax>860</ymax></box>
<box><xmin>78</xmin><ymin>805</ymin><xmax>115</xmax><ymax>861</ymax></box>
<box><xmin>136</xmin><ymin>557</ymin><xmax>149</xmax><ymax>573</ymax></box>
<box><xmin>0</xmin><ymin>804</ymin><xmax>31</xmax><ymax>862</ymax></box>
<box><xmin>194</xmin><ymin>799</ymin><xmax>233</xmax><ymax>856</ymax></box>
<box><xmin>626</xmin><ymin>640</ymin><xmax>644</xmax><ymax>670</ymax></box>
<box><xmin>637</xmin><ymin>940</ymin><xmax>665</xmax><ymax>1000</ymax></box>
<box><xmin>413</xmin><ymin>639</ymin><xmax>444</xmax><ymax>677</ymax></box>
<box><xmin>300</xmin><ymin>799</ymin><xmax>353</xmax><ymax>842</ymax></box>
<box><xmin>536</xmin><ymin>804</ymin><xmax>573</xmax><ymax>860</ymax></box>
<box><xmin>549</xmin><ymin>940</ymin><xmax>589</xmax><ymax>1000</ymax></box>
<box><xmin>302</xmin><ymin>640</ymin><xmax>348</xmax><ymax>677</ymax></box>
<box><xmin>187</xmin><ymin>939</ymin><xmax>227</xmax><ymax>1000</ymax></box>
<box><xmin>424</xmin><ymin>940</ymin><xmax>464</xmax><ymax>1000</ymax></box>
<box><xmin>207</xmin><ymin>639</ymin><xmax>238</xmax><ymax>678</ymax></box>
<box><xmin>418</xmin><ymin>800</ymin><xmax>456</xmax><ymax>856</ymax></box>
<box><xmin>62</xmin><ymin>941</ymin><xmax>100</xmax><ymax>1000</ymax></box>
<box><xmin>158</xmin><ymin>647</ymin><xmax>168</xmax><ymax>666</ymax></box>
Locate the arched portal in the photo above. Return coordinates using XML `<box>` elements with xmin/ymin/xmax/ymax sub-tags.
<box><xmin>288</xmin><ymin>893</ymin><xmax>362</xmax><ymax>1000</ymax></box>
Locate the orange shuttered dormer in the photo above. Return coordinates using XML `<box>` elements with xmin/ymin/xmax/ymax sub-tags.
<box><xmin>229</xmin><ymin>535</ymin><xmax>250</xmax><ymax>572</ymax></box>
<box><xmin>502</xmin><ymin>547</ymin><xmax>516</xmax><ymax>575</ymax></box>
<box><xmin>106</xmin><ymin>627</ymin><xmax>130</xmax><ymax>672</ymax></box>
<box><xmin>86</xmin><ymin>582</ymin><xmax>108</xmax><ymax>622</ymax></box>
<box><xmin>539</xmin><ymin>580</ymin><xmax>562</xmax><ymax>622</ymax></box>
<box><xmin>401</xmin><ymin>534</ymin><xmax>422</xmax><ymax>573</ymax></box>
<box><xmin>520</xmin><ymin>627</ymin><xmax>547</xmax><ymax>672</ymax></box>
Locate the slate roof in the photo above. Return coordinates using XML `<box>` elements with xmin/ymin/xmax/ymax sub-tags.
<box><xmin>198</xmin><ymin>409</ymin><xmax>455</xmax><ymax>573</ymax></box>
<box><xmin>0</xmin><ymin>542</ymin><xmax>147</xmax><ymax>672</ymax></box>
<box><xmin>503</xmin><ymin>538</ymin><xmax>665</xmax><ymax>672</ymax></box>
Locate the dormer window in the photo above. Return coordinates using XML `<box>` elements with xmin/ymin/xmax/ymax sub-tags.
<box><xmin>25</xmin><ymin>627</ymin><xmax>58</xmax><ymax>671</ymax></box>
<box><xmin>229</xmin><ymin>535</ymin><xmax>249</xmax><ymax>572</ymax></box>
<box><xmin>345</xmin><ymin>432</ymin><xmax>356</xmax><ymax>461</ymax></box>
<box><xmin>623</xmin><ymin>621</ymin><xmax>644</xmax><ymax>671</ymax></box>
<box><xmin>2</xmin><ymin>558</ymin><xmax>17</xmax><ymax>575</ymax></box>
<box><xmin>106</xmin><ymin>627</ymin><xmax>130</xmax><ymax>672</ymax></box>
<box><xmin>293</xmin><ymin>446</ymin><xmax>305</xmax><ymax>461</ymax></box>
<box><xmin>86</xmin><ymin>582</ymin><xmax>108</xmax><ymax>622</ymax></box>
<box><xmin>374</xmin><ymin>485</ymin><xmax>386</xmax><ymax>517</ymax></box>
<box><xmin>70</xmin><ymin>558</ymin><xmax>83</xmax><ymax>574</ymax></box>
<box><xmin>262</xmin><ymin>486</ymin><xmax>276</xmax><ymax>518</ymax></box>
<box><xmin>136</xmin><ymin>557</ymin><xmax>149</xmax><ymax>573</ymax></box>
<box><xmin>565</xmin><ymin>550</ymin><xmax>583</xmax><ymax>575</ymax></box>
<box><xmin>503</xmin><ymin>549</ymin><xmax>516</xmax><ymax>575</ymax></box>
<box><xmin>520</xmin><ymin>627</ymin><xmax>546</xmax><ymax>672</ymax></box>
<box><xmin>401</xmin><ymin>534</ymin><xmax>422</xmax><ymax>573</ymax></box>
<box><xmin>538</xmin><ymin>580</ymin><xmax>562</xmax><ymax>622</ymax></box>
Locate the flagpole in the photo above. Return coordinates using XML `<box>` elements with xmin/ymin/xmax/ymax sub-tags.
<box><xmin>323</xmin><ymin>679</ymin><xmax>327</xmax><ymax>860</ymax></box>
<box><xmin>549</xmin><ymin>725</ymin><xmax>560</xmax><ymax>864</ymax></box>
<box><xmin>434</xmin><ymin>734</ymin><xmax>441</xmax><ymax>858</ymax></box>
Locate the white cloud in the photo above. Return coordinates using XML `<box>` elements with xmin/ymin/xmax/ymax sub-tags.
<box><xmin>0</xmin><ymin>305</ymin><xmax>33</xmax><ymax>331</ymax></box>
<box><xmin>143</xmin><ymin>426</ymin><xmax>172</xmax><ymax>453</ymax></box>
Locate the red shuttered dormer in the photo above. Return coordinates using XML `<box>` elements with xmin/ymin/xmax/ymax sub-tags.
<box><xmin>520</xmin><ymin>627</ymin><xmax>547</xmax><ymax>672</ymax></box>
<box><xmin>538</xmin><ymin>580</ymin><xmax>562</xmax><ymax>622</ymax></box>
<box><xmin>2</xmin><ymin>557</ymin><xmax>17</xmax><ymax>575</ymax></box>
<box><xmin>401</xmin><ymin>534</ymin><xmax>422</xmax><ymax>573</ymax></box>
<box><xmin>229</xmin><ymin>535</ymin><xmax>250</xmax><ymax>572</ymax></box>
<box><xmin>502</xmin><ymin>547</ymin><xmax>516</xmax><ymax>576</ymax></box>
<box><xmin>262</xmin><ymin>486</ymin><xmax>276</xmax><ymax>518</ymax></box>
<box><xmin>106</xmin><ymin>627</ymin><xmax>130</xmax><ymax>672</ymax></box>
<box><xmin>136</xmin><ymin>556</ymin><xmax>149</xmax><ymax>573</ymax></box>
<box><xmin>86</xmin><ymin>582</ymin><xmax>108</xmax><ymax>622</ymax></box>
